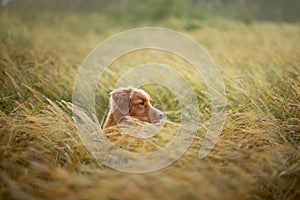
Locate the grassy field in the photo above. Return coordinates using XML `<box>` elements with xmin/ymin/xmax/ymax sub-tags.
<box><xmin>0</xmin><ymin>9</ymin><xmax>300</xmax><ymax>200</ymax></box>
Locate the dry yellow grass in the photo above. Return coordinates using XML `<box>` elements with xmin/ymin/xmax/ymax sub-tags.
<box><xmin>0</xmin><ymin>9</ymin><xmax>300</xmax><ymax>200</ymax></box>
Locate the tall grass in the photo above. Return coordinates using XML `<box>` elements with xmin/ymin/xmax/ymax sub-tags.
<box><xmin>0</xmin><ymin>9</ymin><xmax>300</xmax><ymax>199</ymax></box>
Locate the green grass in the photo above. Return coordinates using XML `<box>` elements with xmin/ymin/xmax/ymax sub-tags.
<box><xmin>0</xmin><ymin>9</ymin><xmax>300</xmax><ymax>200</ymax></box>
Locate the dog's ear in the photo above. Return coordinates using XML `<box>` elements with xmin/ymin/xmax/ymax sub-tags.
<box><xmin>110</xmin><ymin>88</ymin><xmax>133</xmax><ymax>115</ymax></box>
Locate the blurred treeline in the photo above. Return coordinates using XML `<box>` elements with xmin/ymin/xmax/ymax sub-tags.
<box><xmin>1</xmin><ymin>0</ymin><xmax>299</xmax><ymax>23</ymax></box>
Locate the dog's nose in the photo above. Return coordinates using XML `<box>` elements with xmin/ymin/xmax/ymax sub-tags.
<box><xmin>159</xmin><ymin>112</ymin><xmax>164</xmax><ymax>119</ymax></box>
<box><xmin>157</xmin><ymin>111</ymin><xmax>164</xmax><ymax>119</ymax></box>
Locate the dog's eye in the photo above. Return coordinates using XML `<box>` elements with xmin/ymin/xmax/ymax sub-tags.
<box><xmin>139</xmin><ymin>101</ymin><xmax>144</xmax><ymax>106</ymax></box>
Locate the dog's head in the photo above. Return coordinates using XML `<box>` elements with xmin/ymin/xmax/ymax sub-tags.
<box><xmin>109</xmin><ymin>87</ymin><xmax>164</xmax><ymax>124</ymax></box>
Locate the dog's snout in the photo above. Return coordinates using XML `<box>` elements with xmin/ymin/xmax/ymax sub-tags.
<box><xmin>149</xmin><ymin>107</ymin><xmax>164</xmax><ymax>123</ymax></box>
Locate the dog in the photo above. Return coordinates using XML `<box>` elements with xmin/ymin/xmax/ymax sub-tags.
<box><xmin>103</xmin><ymin>87</ymin><xmax>164</xmax><ymax>128</ymax></box>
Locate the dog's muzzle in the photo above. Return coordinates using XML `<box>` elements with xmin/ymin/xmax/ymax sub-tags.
<box><xmin>149</xmin><ymin>107</ymin><xmax>164</xmax><ymax>123</ymax></box>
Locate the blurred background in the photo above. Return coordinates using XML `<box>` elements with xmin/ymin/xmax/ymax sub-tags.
<box><xmin>1</xmin><ymin>0</ymin><xmax>299</xmax><ymax>26</ymax></box>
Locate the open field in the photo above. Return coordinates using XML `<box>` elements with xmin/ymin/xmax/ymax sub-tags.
<box><xmin>0</xmin><ymin>8</ymin><xmax>300</xmax><ymax>200</ymax></box>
